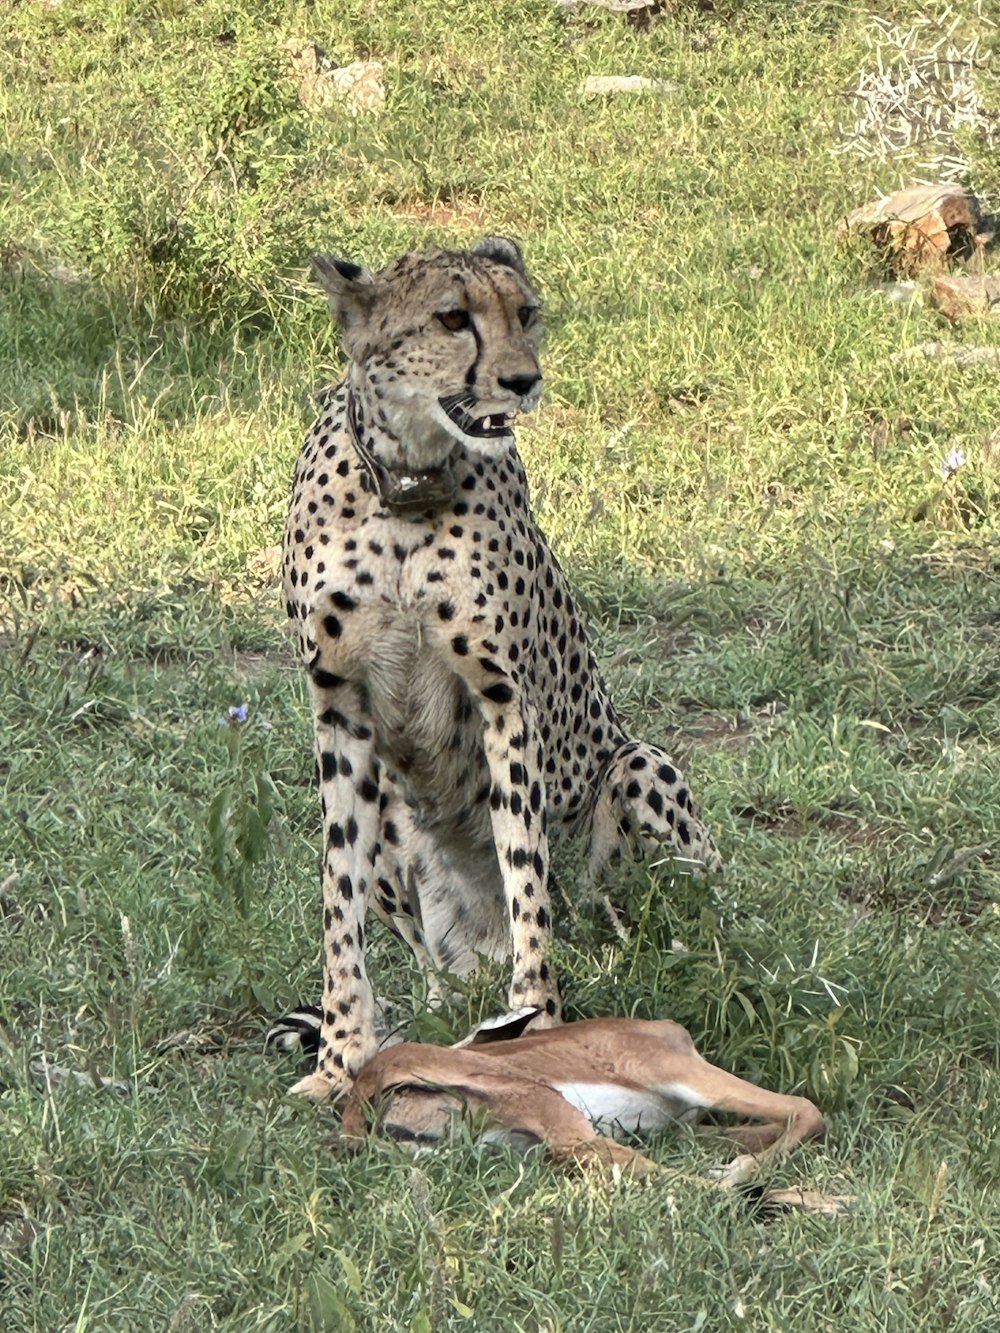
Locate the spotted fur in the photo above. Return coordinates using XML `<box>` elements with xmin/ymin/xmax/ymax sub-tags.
<box><xmin>282</xmin><ymin>237</ymin><xmax>721</xmax><ymax>1100</ymax></box>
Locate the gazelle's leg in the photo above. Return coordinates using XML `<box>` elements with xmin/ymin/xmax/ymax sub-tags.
<box><xmin>659</xmin><ymin>1054</ymin><xmax>826</xmax><ymax>1187</ymax></box>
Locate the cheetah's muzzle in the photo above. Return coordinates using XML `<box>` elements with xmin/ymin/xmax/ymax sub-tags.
<box><xmin>439</xmin><ymin>392</ymin><xmax>515</xmax><ymax>440</ymax></box>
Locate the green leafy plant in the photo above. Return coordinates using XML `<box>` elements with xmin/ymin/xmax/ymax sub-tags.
<box><xmin>206</xmin><ymin>703</ymin><xmax>281</xmax><ymax>923</ymax></box>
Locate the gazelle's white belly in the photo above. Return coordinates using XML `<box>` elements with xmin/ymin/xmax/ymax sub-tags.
<box><xmin>552</xmin><ymin>1081</ymin><xmax>709</xmax><ymax>1138</ymax></box>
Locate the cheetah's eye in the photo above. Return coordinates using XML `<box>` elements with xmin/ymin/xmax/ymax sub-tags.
<box><xmin>517</xmin><ymin>305</ymin><xmax>537</xmax><ymax>328</ymax></box>
<box><xmin>437</xmin><ymin>309</ymin><xmax>471</xmax><ymax>332</ymax></box>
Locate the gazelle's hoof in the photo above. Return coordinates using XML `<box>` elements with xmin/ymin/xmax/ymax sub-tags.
<box><xmin>706</xmin><ymin>1153</ymin><xmax>758</xmax><ymax>1188</ymax></box>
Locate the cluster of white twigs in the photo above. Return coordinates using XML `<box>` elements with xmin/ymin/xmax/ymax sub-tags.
<box><xmin>837</xmin><ymin>7</ymin><xmax>998</xmax><ymax>181</ymax></box>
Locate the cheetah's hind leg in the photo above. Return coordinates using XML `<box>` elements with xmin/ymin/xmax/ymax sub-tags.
<box><xmin>588</xmin><ymin>739</ymin><xmax>722</xmax><ymax>884</ymax></box>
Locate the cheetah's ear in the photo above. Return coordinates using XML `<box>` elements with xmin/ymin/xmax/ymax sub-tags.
<box><xmin>472</xmin><ymin>235</ymin><xmax>528</xmax><ymax>278</ymax></box>
<box><xmin>312</xmin><ymin>252</ymin><xmax>377</xmax><ymax>341</ymax></box>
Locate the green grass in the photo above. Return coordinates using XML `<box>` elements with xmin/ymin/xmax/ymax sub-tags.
<box><xmin>3</xmin><ymin>1</ymin><xmax>1000</xmax><ymax>1328</ymax></box>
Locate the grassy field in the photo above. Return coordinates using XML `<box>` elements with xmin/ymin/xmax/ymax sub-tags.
<box><xmin>3</xmin><ymin>0</ymin><xmax>1000</xmax><ymax>1328</ymax></box>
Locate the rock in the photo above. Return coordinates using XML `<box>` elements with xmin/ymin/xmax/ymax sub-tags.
<box><xmin>30</xmin><ymin>1056</ymin><xmax>133</xmax><ymax>1097</ymax></box>
<box><xmin>837</xmin><ymin>183</ymin><xmax>981</xmax><ymax>276</ymax></box>
<box><xmin>892</xmin><ymin>342</ymin><xmax>1000</xmax><ymax>368</ymax></box>
<box><xmin>332</xmin><ymin>60</ymin><xmax>386</xmax><ymax>116</ymax></box>
<box><xmin>559</xmin><ymin>0</ymin><xmax>715</xmax><ymax>18</ymax></box>
<box><xmin>929</xmin><ymin>274</ymin><xmax>1000</xmax><ymax>320</ymax></box>
<box><xmin>286</xmin><ymin>39</ymin><xmax>337</xmax><ymax>109</ymax></box>
<box><xmin>286</xmin><ymin>41</ymin><xmax>385</xmax><ymax>115</ymax></box>
<box><xmin>877</xmin><ymin>279</ymin><xmax>923</xmax><ymax>308</ymax></box>
<box><xmin>48</xmin><ymin>263</ymin><xmax>90</xmax><ymax>284</ymax></box>
<box><xmin>581</xmin><ymin>74</ymin><xmax>677</xmax><ymax>96</ymax></box>
<box><xmin>559</xmin><ymin>0</ymin><xmax>664</xmax><ymax>12</ymax></box>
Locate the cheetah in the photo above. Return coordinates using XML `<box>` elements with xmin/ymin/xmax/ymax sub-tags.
<box><xmin>282</xmin><ymin>236</ymin><xmax>720</xmax><ymax>1100</ymax></box>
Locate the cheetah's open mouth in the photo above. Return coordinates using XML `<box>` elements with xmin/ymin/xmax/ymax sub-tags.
<box><xmin>439</xmin><ymin>394</ymin><xmax>514</xmax><ymax>440</ymax></box>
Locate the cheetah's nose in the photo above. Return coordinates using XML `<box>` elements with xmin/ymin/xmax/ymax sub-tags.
<box><xmin>498</xmin><ymin>372</ymin><xmax>542</xmax><ymax>399</ymax></box>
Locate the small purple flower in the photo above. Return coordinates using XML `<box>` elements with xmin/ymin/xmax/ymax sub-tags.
<box><xmin>939</xmin><ymin>447</ymin><xmax>967</xmax><ymax>479</ymax></box>
<box><xmin>218</xmin><ymin>703</ymin><xmax>250</xmax><ymax>727</ymax></box>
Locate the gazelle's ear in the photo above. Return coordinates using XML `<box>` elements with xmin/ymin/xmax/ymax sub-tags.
<box><xmin>453</xmin><ymin>1007</ymin><xmax>542</xmax><ymax>1049</ymax></box>
<box><xmin>311</xmin><ymin>253</ymin><xmax>377</xmax><ymax>347</ymax></box>
<box><xmin>472</xmin><ymin>235</ymin><xmax>527</xmax><ymax>278</ymax></box>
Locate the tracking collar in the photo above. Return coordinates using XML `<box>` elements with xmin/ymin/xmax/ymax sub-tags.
<box><xmin>346</xmin><ymin>393</ymin><xmax>460</xmax><ymax>517</ymax></box>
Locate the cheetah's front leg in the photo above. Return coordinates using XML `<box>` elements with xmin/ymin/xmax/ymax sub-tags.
<box><xmin>292</xmin><ymin>672</ymin><xmax>381</xmax><ymax>1102</ymax></box>
<box><xmin>476</xmin><ymin>688</ymin><xmax>560</xmax><ymax>1025</ymax></box>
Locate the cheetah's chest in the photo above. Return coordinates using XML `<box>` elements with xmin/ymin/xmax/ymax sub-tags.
<box><xmin>362</xmin><ymin>610</ymin><xmax>487</xmax><ymax>817</ymax></box>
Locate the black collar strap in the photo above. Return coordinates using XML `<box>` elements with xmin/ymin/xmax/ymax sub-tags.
<box><xmin>346</xmin><ymin>394</ymin><xmax>459</xmax><ymax>517</ymax></box>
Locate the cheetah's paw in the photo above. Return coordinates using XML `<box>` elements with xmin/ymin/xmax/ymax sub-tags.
<box><xmin>289</xmin><ymin>1070</ymin><xmax>351</xmax><ymax>1102</ymax></box>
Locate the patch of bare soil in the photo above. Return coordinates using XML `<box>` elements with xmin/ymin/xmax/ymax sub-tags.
<box><xmin>730</xmin><ymin>800</ymin><xmax>897</xmax><ymax>850</ymax></box>
<box><xmin>232</xmin><ymin>646</ymin><xmax>297</xmax><ymax>677</ymax></box>
<box><xmin>663</xmin><ymin>702</ymin><xmax>789</xmax><ymax>757</ymax></box>
<box><xmin>840</xmin><ymin>864</ymin><xmax>996</xmax><ymax>929</ymax></box>
<box><xmin>385</xmin><ymin>198</ymin><xmax>489</xmax><ymax>229</ymax></box>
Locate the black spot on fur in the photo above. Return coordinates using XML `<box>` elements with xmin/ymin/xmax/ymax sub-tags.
<box><xmin>482</xmin><ymin>681</ymin><xmax>514</xmax><ymax>704</ymax></box>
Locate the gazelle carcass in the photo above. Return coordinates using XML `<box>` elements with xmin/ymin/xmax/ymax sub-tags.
<box><xmin>274</xmin><ymin>1007</ymin><xmax>849</xmax><ymax>1213</ymax></box>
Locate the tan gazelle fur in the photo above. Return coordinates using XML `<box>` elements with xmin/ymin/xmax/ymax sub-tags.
<box><xmin>339</xmin><ymin>1012</ymin><xmax>846</xmax><ymax>1211</ymax></box>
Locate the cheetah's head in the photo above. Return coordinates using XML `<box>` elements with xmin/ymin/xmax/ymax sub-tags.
<box><xmin>313</xmin><ymin>237</ymin><xmax>543</xmax><ymax>464</ymax></box>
